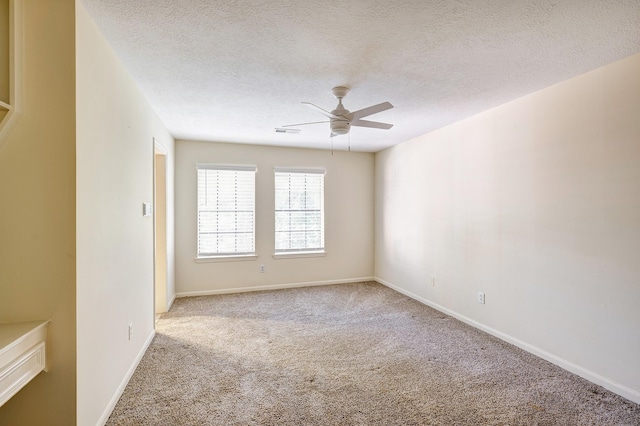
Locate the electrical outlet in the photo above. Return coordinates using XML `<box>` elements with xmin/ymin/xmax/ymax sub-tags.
<box><xmin>477</xmin><ymin>292</ymin><xmax>485</xmax><ymax>304</ymax></box>
<box><xmin>128</xmin><ymin>323</ymin><xmax>133</xmax><ymax>340</ymax></box>
<box><xmin>260</xmin><ymin>265</ymin><xmax>265</xmax><ymax>273</ymax></box>
<box><xmin>431</xmin><ymin>277</ymin><xmax>436</xmax><ymax>287</ymax></box>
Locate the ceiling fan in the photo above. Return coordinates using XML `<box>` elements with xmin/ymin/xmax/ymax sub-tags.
<box><xmin>282</xmin><ymin>86</ymin><xmax>394</xmax><ymax>137</ymax></box>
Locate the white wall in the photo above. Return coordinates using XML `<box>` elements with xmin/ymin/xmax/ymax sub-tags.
<box><xmin>75</xmin><ymin>3</ymin><xmax>175</xmax><ymax>424</ymax></box>
<box><xmin>375</xmin><ymin>53</ymin><xmax>640</xmax><ymax>403</ymax></box>
<box><xmin>176</xmin><ymin>140</ymin><xmax>374</xmax><ymax>295</ymax></box>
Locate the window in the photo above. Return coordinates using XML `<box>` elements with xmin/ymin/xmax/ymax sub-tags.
<box><xmin>274</xmin><ymin>168</ymin><xmax>325</xmax><ymax>254</ymax></box>
<box><xmin>197</xmin><ymin>164</ymin><xmax>256</xmax><ymax>257</ymax></box>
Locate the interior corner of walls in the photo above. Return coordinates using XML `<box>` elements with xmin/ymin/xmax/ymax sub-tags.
<box><xmin>167</xmin><ymin>294</ymin><xmax>177</xmax><ymax>311</ymax></box>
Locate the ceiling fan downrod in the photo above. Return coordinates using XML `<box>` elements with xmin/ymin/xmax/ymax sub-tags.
<box><xmin>330</xmin><ymin>86</ymin><xmax>351</xmax><ymax>136</ymax></box>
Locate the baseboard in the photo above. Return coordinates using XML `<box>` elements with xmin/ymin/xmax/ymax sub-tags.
<box><xmin>175</xmin><ymin>277</ymin><xmax>376</xmax><ymax>298</ymax></box>
<box><xmin>97</xmin><ymin>330</ymin><xmax>156</xmax><ymax>426</ymax></box>
<box><xmin>375</xmin><ymin>277</ymin><xmax>640</xmax><ymax>405</ymax></box>
<box><xmin>167</xmin><ymin>293</ymin><xmax>176</xmax><ymax>311</ymax></box>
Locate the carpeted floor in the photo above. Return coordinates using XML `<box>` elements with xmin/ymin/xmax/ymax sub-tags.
<box><xmin>107</xmin><ymin>281</ymin><xmax>640</xmax><ymax>425</ymax></box>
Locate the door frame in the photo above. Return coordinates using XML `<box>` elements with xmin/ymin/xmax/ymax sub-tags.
<box><xmin>153</xmin><ymin>138</ymin><xmax>168</xmax><ymax>318</ymax></box>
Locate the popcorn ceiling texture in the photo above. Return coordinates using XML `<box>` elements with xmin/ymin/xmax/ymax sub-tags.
<box><xmin>106</xmin><ymin>282</ymin><xmax>640</xmax><ymax>425</ymax></box>
<box><xmin>81</xmin><ymin>0</ymin><xmax>640</xmax><ymax>152</ymax></box>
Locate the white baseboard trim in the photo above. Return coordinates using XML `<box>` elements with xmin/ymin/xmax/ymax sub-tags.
<box><xmin>97</xmin><ymin>330</ymin><xmax>156</xmax><ymax>426</ymax></box>
<box><xmin>167</xmin><ymin>293</ymin><xmax>176</xmax><ymax>311</ymax></box>
<box><xmin>375</xmin><ymin>277</ymin><xmax>640</xmax><ymax>405</ymax></box>
<box><xmin>175</xmin><ymin>277</ymin><xmax>376</xmax><ymax>298</ymax></box>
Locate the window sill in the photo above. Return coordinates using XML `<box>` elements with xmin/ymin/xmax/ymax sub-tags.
<box><xmin>195</xmin><ymin>255</ymin><xmax>258</xmax><ymax>263</ymax></box>
<box><xmin>272</xmin><ymin>251</ymin><xmax>326</xmax><ymax>259</ymax></box>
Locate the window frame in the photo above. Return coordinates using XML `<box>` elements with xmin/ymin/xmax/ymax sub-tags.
<box><xmin>195</xmin><ymin>164</ymin><xmax>257</xmax><ymax>261</ymax></box>
<box><xmin>273</xmin><ymin>167</ymin><xmax>326</xmax><ymax>257</ymax></box>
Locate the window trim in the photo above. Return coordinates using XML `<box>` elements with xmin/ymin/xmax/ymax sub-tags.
<box><xmin>195</xmin><ymin>164</ymin><xmax>257</xmax><ymax>259</ymax></box>
<box><xmin>272</xmin><ymin>251</ymin><xmax>326</xmax><ymax>260</ymax></box>
<box><xmin>195</xmin><ymin>254</ymin><xmax>258</xmax><ymax>263</ymax></box>
<box><xmin>273</xmin><ymin>167</ymin><xmax>326</xmax><ymax>255</ymax></box>
<box><xmin>273</xmin><ymin>167</ymin><xmax>325</xmax><ymax>175</ymax></box>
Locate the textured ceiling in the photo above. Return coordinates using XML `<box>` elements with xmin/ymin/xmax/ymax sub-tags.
<box><xmin>80</xmin><ymin>0</ymin><xmax>640</xmax><ymax>152</ymax></box>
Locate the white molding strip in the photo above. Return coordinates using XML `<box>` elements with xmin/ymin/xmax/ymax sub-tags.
<box><xmin>167</xmin><ymin>293</ymin><xmax>176</xmax><ymax>311</ymax></box>
<box><xmin>0</xmin><ymin>0</ymin><xmax>23</xmax><ymax>149</ymax></box>
<box><xmin>375</xmin><ymin>277</ymin><xmax>640</xmax><ymax>405</ymax></box>
<box><xmin>97</xmin><ymin>330</ymin><xmax>156</xmax><ymax>426</ymax></box>
<box><xmin>175</xmin><ymin>277</ymin><xmax>376</xmax><ymax>298</ymax></box>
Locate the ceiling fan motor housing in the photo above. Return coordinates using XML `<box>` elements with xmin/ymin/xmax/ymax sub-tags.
<box><xmin>331</xmin><ymin>100</ymin><xmax>351</xmax><ymax>135</ymax></box>
<box><xmin>331</xmin><ymin>119</ymin><xmax>350</xmax><ymax>135</ymax></box>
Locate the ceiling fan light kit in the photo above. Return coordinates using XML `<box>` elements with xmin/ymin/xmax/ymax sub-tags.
<box><xmin>282</xmin><ymin>86</ymin><xmax>394</xmax><ymax>139</ymax></box>
<box><xmin>331</xmin><ymin>120</ymin><xmax>350</xmax><ymax>136</ymax></box>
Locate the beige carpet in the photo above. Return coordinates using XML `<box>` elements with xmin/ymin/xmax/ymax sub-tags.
<box><xmin>107</xmin><ymin>281</ymin><xmax>640</xmax><ymax>425</ymax></box>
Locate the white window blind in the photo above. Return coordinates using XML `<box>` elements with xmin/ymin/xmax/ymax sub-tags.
<box><xmin>274</xmin><ymin>168</ymin><xmax>325</xmax><ymax>253</ymax></box>
<box><xmin>197</xmin><ymin>165</ymin><xmax>256</xmax><ymax>257</ymax></box>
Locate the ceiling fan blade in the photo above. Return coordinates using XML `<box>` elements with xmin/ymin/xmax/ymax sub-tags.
<box><xmin>282</xmin><ymin>120</ymin><xmax>329</xmax><ymax>127</ymax></box>
<box><xmin>348</xmin><ymin>101</ymin><xmax>393</xmax><ymax>121</ymax></box>
<box><xmin>351</xmin><ymin>119</ymin><xmax>393</xmax><ymax>130</ymax></box>
<box><xmin>302</xmin><ymin>102</ymin><xmax>340</xmax><ymax>119</ymax></box>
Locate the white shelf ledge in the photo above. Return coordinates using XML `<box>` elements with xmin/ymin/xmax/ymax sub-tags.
<box><xmin>0</xmin><ymin>320</ymin><xmax>49</xmax><ymax>407</ymax></box>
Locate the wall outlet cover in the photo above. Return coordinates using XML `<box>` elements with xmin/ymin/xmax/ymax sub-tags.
<box><xmin>143</xmin><ymin>202</ymin><xmax>153</xmax><ymax>216</ymax></box>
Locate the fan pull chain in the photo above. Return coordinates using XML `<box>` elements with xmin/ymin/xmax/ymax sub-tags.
<box><xmin>330</xmin><ymin>136</ymin><xmax>334</xmax><ymax>156</ymax></box>
<box><xmin>348</xmin><ymin>132</ymin><xmax>351</xmax><ymax>152</ymax></box>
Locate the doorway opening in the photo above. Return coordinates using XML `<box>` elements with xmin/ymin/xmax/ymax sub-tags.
<box><xmin>154</xmin><ymin>140</ymin><xmax>168</xmax><ymax>318</ymax></box>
